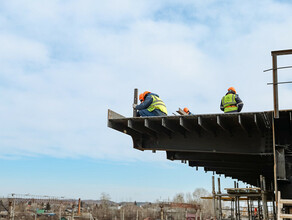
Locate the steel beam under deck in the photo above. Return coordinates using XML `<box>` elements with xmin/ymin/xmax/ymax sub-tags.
<box><xmin>108</xmin><ymin>109</ymin><xmax>292</xmax><ymax>199</ymax></box>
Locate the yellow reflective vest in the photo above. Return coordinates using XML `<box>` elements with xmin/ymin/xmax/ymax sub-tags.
<box><xmin>222</xmin><ymin>94</ymin><xmax>238</xmax><ymax>113</ymax></box>
<box><xmin>147</xmin><ymin>95</ymin><xmax>168</xmax><ymax>115</ymax></box>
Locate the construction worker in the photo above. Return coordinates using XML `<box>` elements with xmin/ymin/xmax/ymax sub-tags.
<box><xmin>220</xmin><ymin>87</ymin><xmax>243</xmax><ymax>113</ymax></box>
<box><xmin>183</xmin><ymin>107</ymin><xmax>193</xmax><ymax>115</ymax></box>
<box><xmin>133</xmin><ymin>91</ymin><xmax>167</xmax><ymax>117</ymax></box>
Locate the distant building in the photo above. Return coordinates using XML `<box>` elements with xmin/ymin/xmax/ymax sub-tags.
<box><xmin>186</xmin><ymin>213</ymin><xmax>197</xmax><ymax>220</ymax></box>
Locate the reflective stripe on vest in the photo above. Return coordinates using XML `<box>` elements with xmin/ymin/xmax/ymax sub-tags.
<box><xmin>147</xmin><ymin>95</ymin><xmax>168</xmax><ymax>114</ymax></box>
<box><xmin>222</xmin><ymin>94</ymin><xmax>238</xmax><ymax>113</ymax></box>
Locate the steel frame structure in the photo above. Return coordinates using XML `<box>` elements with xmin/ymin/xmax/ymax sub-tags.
<box><xmin>108</xmin><ymin>108</ymin><xmax>292</xmax><ymax>199</ymax></box>
<box><xmin>108</xmin><ymin>49</ymin><xmax>292</xmax><ymax>202</ymax></box>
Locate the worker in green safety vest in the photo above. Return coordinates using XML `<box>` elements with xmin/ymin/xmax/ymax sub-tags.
<box><xmin>220</xmin><ymin>87</ymin><xmax>243</xmax><ymax>113</ymax></box>
<box><xmin>133</xmin><ymin>91</ymin><xmax>167</xmax><ymax>117</ymax></box>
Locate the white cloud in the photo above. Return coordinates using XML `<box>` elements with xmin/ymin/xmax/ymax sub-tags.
<box><xmin>0</xmin><ymin>0</ymin><xmax>292</xmax><ymax>160</ymax></box>
<box><xmin>0</xmin><ymin>34</ymin><xmax>49</xmax><ymax>64</ymax></box>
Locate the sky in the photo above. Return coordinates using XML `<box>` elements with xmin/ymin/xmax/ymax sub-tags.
<box><xmin>0</xmin><ymin>0</ymin><xmax>292</xmax><ymax>202</ymax></box>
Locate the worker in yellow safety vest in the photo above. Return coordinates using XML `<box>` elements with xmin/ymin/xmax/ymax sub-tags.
<box><xmin>133</xmin><ymin>91</ymin><xmax>167</xmax><ymax>117</ymax></box>
<box><xmin>220</xmin><ymin>87</ymin><xmax>243</xmax><ymax>113</ymax></box>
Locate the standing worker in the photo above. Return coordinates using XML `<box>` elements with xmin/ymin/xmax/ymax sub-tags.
<box><xmin>133</xmin><ymin>91</ymin><xmax>167</xmax><ymax>117</ymax></box>
<box><xmin>220</xmin><ymin>87</ymin><xmax>243</xmax><ymax>113</ymax></box>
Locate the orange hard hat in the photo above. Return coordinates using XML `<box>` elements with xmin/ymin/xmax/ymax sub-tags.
<box><xmin>139</xmin><ymin>91</ymin><xmax>150</xmax><ymax>101</ymax></box>
<box><xmin>183</xmin><ymin>107</ymin><xmax>189</xmax><ymax>113</ymax></box>
<box><xmin>228</xmin><ymin>87</ymin><xmax>236</xmax><ymax>93</ymax></box>
<box><xmin>139</xmin><ymin>93</ymin><xmax>144</xmax><ymax>101</ymax></box>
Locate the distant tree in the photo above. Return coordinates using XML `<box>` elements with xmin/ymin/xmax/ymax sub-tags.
<box><xmin>172</xmin><ymin>193</ymin><xmax>185</xmax><ymax>203</ymax></box>
<box><xmin>185</xmin><ymin>192</ymin><xmax>193</xmax><ymax>203</ymax></box>
<box><xmin>100</xmin><ymin>192</ymin><xmax>111</xmax><ymax>205</ymax></box>
<box><xmin>95</xmin><ymin>192</ymin><xmax>112</xmax><ymax>220</ymax></box>
<box><xmin>192</xmin><ymin>188</ymin><xmax>212</xmax><ymax>218</ymax></box>
<box><xmin>192</xmin><ymin>188</ymin><xmax>210</xmax><ymax>203</ymax></box>
<box><xmin>46</xmin><ymin>202</ymin><xmax>51</xmax><ymax>211</ymax></box>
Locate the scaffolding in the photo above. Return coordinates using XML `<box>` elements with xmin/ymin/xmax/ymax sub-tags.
<box><xmin>201</xmin><ymin>176</ymin><xmax>277</xmax><ymax>220</ymax></box>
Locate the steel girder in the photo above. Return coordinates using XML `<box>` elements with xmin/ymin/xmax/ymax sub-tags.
<box><xmin>108</xmin><ymin>109</ymin><xmax>292</xmax><ymax>198</ymax></box>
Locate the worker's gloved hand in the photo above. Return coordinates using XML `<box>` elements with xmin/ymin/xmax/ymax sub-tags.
<box><xmin>133</xmin><ymin>104</ymin><xmax>137</xmax><ymax>109</ymax></box>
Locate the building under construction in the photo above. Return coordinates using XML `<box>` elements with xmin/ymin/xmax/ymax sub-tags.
<box><xmin>107</xmin><ymin>49</ymin><xmax>292</xmax><ymax>219</ymax></box>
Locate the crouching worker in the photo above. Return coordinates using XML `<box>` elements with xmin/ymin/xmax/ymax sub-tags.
<box><xmin>133</xmin><ymin>91</ymin><xmax>167</xmax><ymax>117</ymax></box>
<box><xmin>183</xmin><ymin>107</ymin><xmax>193</xmax><ymax>115</ymax></box>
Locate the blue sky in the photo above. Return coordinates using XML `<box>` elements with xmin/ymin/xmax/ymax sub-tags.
<box><xmin>0</xmin><ymin>0</ymin><xmax>292</xmax><ymax>202</ymax></box>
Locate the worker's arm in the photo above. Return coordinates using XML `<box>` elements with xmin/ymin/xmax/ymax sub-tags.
<box><xmin>135</xmin><ymin>96</ymin><xmax>153</xmax><ymax>110</ymax></box>
<box><xmin>220</xmin><ymin>99</ymin><xmax>224</xmax><ymax>112</ymax></box>
<box><xmin>235</xmin><ymin>95</ymin><xmax>243</xmax><ymax>112</ymax></box>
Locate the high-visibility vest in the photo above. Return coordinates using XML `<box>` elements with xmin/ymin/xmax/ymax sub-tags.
<box><xmin>147</xmin><ymin>95</ymin><xmax>168</xmax><ymax>114</ymax></box>
<box><xmin>222</xmin><ymin>94</ymin><xmax>238</xmax><ymax>113</ymax></box>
